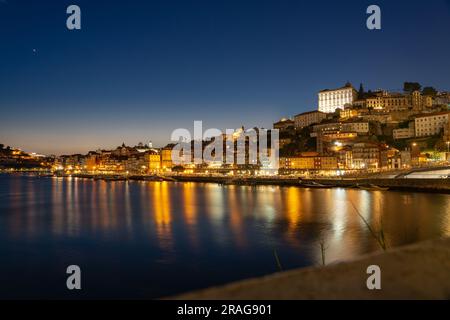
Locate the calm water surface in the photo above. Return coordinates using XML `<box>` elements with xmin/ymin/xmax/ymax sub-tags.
<box><xmin>0</xmin><ymin>174</ymin><xmax>449</xmax><ymax>299</ymax></box>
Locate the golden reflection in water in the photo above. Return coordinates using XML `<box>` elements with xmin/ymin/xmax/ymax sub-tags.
<box><xmin>206</xmin><ymin>184</ymin><xmax>225</xmax><ymax>223</ymax></box>
<box><xmin>285</xmin><ymin>187</ymin><xmax>301</xmax><ymax>231</ymax></box>
<box><xmin>98</xmin><ymin>181</ymin><xmax>111</xmax><ymax>231</ymax></box>
<box><xmin>331</xmin><ymin>188</ymin><xmax>348</xmax><ymax>239</ymax></box>
<box><xmin>183</xmin><ymin>183</ymin><xmax>197</xmax><ymax>225</ymax></box>
<box><xmin>89</xmin><ymin>179</ymin><xmax>99</xmax><ymax>231</ymax></box>
<box><xmin>297</xmin><ymin>188</ymin><xmax>314</xmax><ymax>221</ymax></box>
<box><xmin>153</xmin><ymin>182</ymin><xmax>173</xmax><ymax>251</ymax></box>
<box><xmin>25</xmin><ymin>178</ymin><xmax>37</xmax><ymax>237</ymax></box>
<box><xmin>6</xmin><ymin>177</ymin><xmax>450</xmax><ymax>263</ymax></box>
<box><xmin>124</xmin><ymin>181</ymin><xmax>133</xmax><ymax>234</ymax></box>
<box><xmin>67</xmin><ymin>177</ymin><xmax>81</xmax><ymax>236</ymax></box>
<box><xmin>306</xmin><ymin>189</ymin><xmax>375</xmax><ymax>264</ymax></box>
<box><xmin>88</xmin><ymin>180</ymin><xmax>118</xmax><ymax>234</ymax></box>
<box><xmin>274</xmin><ymin>187</ymin><xmax>304</xmax><ymax>250</ymax></box>
<box><xmin>65</xmin><ymin>177</ymin><xmax>73</xmax><ymax>235</ymax></box>
<box><xmin>242</xmin><ymin>187</ymin><xmax>256</xmax><ymax>218</ymax></box>
<box><xmin>109</xmin><ymin>182</ymin><xmax>119</xmax><ymax>231</ymax></box>
<box><xmin>204</xmin><ymin>184</ymin><xmax>231</xmax><ymax>248</ymax></box>
<box><xmin>51</xmin><ymin>177</ymin><xmax>64</xmax><ymax>235</ymax></box>
<box><xmin>254</xmin><ymin>186</ymin><xmax>276</xmax><ymax>222</ymax></box>
<box><xmin>227</xmin><ymin>186</ymin><xmax>247</xmax><ymax>249</ymax></box>
<box><xmin>182</xmin><ymin>182</ymin><xmax>200</xmax><ymax>249</ymax></box>
<box><xmin>353</xmin><ymin>190</ymin><xmax>371</xmax><ymax>223</ymax></box>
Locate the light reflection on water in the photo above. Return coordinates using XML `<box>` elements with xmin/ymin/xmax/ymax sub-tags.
<box><xmin>0</xmin><ymin>174</ymin><xmax>449</xmax><ymax>299</ymax></box>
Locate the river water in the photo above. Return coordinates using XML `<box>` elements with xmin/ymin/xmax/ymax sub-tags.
<box><xmin>0</xmin><ymin>174</ymin><xmax>449</xmax><ymax>299</ymax></box>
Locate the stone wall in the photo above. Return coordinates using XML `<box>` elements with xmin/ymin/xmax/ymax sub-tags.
<box><xmin>172</xmin><ymin>237</ymin><xmax>450</xmax><ymax>300</ymax></box>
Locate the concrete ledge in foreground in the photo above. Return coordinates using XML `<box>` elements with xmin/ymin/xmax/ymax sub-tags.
<box><xmin>171</xmin><ymin>237</ymin><xmax>450</xmax><ymax>300</ymax></box>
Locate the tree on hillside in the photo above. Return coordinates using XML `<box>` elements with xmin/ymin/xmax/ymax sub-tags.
<box><xmin>422</xmin><ymin>86</ymin><xmax>438</xmax><ymax>97</ymax></box>
<box><xmin>398</xmin><ymin>121</ymin><xmax>410</xmax><ymax>129</ymax></box>
<box><xmin>365</xmin><ymin>89</ymin><xmax>376</xmax><ymax>99</ymax></box>
<box><xmin>358</xmin><ymin>83</ymin><xmax>365</xmax><ymax>100</ymax></box>
<box><xmin>403</xmin><ymin>82</ymin><xmax>422</xmax><ymax>93</ymax></box>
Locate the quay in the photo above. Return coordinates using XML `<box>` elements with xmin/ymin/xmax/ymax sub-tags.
<box><xmin>50</xmin><ymin>172</ymin><xmax>450</xmax><ymax>193</ymax></box>
<box><xmin>3</xmin><ymin>170</ymin><xmax>450</xmax><ymax>193</ymax></box>
<box><xmin>170</xmin><ymin>175</ymin><xmax>450</xmax><ymax>193</ymax></box>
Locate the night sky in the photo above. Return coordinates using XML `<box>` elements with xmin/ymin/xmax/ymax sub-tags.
<box><xmin>1</xmin><ymin>0</ymin><xmax>450</xmax><ymax>155</ymax></box>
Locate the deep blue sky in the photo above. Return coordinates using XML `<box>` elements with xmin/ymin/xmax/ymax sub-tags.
<box><xmin>1</xmin><ymin>0</ymin><xmax>450</xmax><ymax>155</ymax></box>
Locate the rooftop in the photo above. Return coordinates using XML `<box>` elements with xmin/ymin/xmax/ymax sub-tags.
<box><xmin>319</xmin><ymin>82</ymin><xmax>355</xmax><ymax>93</ymax></box>
<box><xmin>294</xmin><ymin>110</ymin><xmax>325</xmax><ymax>117</ymax></box>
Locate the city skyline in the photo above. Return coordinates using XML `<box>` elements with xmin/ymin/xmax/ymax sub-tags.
<box><xmin>2</xmin><ymin>0</ymin><xmax>450</xmax><ymax>155</ymax></box>
<box><xmin>1</xmin><ymin>1</ymin><xmax>450</xmax><ymax>303</ymax></box>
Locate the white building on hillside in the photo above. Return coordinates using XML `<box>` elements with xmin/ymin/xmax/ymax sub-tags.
<box><xmin>415</xmin><ymin>111</ymin><xmax>450</xmax><ymax>137</ymax></box>
<box><xmin>318</xmin><ymin>82</ymin><xmax>358</xmax><ymax>113</ymax></box>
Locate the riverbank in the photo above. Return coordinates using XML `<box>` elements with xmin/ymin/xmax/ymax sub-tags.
<box><xmin>170</xmin><ymin>175</ymin><xmax>450</xmax><ymax>193</ymax></box>
<box><xmin>172</xmin><ymin>237</ymin><xmax>450</xmax><ymax>300</ymax></box>
<box><xmin>2</xmin><ymin>171</ymin><xmax>450</xmax><ymax>193</ymax></box>
<box><xmin>1</xmin><ymin>173</ymin><xmax>449</xmax><ymax>299</ymax></box>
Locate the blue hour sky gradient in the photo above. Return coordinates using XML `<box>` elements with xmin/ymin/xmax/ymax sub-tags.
<box><xmin>1</xmin><ymin>0</ymin><xmax>450</xmax><ymax>155</ymax></box>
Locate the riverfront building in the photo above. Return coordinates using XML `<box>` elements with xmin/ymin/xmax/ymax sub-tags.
<box><xmin>351</xmin><ymin>142</ymin><xmax>388</xmax><ymax>170</ymax></box>
<box><xmin>279</xmin><ymin>154</ymin><xmax>338</xmax><ymax>170</ymax></box>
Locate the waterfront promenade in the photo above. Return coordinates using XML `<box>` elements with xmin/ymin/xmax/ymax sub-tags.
<box><xmin>171</xmin><ymin>175</ymin><xmax>450</xmax><ymax>193</ymax></box>
<box><xmin>2</xmin><ymin>169</ymin><xmax>450</xmax><ymax>193</ymax></box>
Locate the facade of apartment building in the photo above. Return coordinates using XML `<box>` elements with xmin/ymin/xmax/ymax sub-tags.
<box><xmin>350</xmin><ymin>142</ymin><xmax>387</xmax><ymax>170</ymax></box>
<box><xmin>145</xmin><ymin>152</ymin><xmax>161</xmax><ymax>172</ymax></box>
<box><xmin>415</xmin><ymin>111</ymin><xmax>450</xmax><ymax>137</ymax></box>
<box><xmin>294</xmin><ymin>111</ymin><xmax>327</xmax><ymax>129</ymax></box>
<box><xmin>366</xmin><ymin>94</ymin><xmax>409</xmax><ymax>111</ymax></box>
<box><xmin>393</xmin><ymin>127</ymin><xmax>415</xmax><ymax>140</ymax></box>
<box><xmin>340</xmin><ymin>122</ymin><xmax>369</xmax><ymax>134</ymax></box>
<box><xmin>279</xmin><ymin>156</ymin><xmax>338</xmax><ymax>170</ymax></box>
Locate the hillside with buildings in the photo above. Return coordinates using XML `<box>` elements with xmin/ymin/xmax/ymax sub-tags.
<box><xmin>2</xmin><ymin>82</ymin><xmax>450</xmax><ymax>177</ymax></box>
<box><xmin>275</xmin><ymin>82</ymin><xmax>450</xmax><ymax>174</ymax></box>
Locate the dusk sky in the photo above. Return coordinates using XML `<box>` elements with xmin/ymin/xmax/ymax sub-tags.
<box><xmin>1</xmin><ymin>0</ymin><xmax>450</xmax><ymax>155</ymax></box>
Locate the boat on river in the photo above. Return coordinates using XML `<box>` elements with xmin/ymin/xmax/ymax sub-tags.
<box><xmin>301</xmin><ymin>181</ymin><xmax>330</xmax><ymax>188</ymax></box>
<box><xmin>357</xmin><ymin>184</ymin><xmax>389</xmax><ymax>191</ymax></box>
<box><xmin>102</xmin><ymin>175</ymin><xmax>128</xmax><ymax>182</ymax></box>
